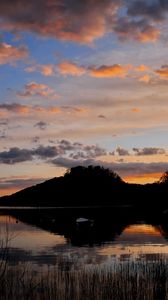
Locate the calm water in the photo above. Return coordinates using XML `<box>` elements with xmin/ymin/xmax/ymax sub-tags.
<box><xmin>0</xmin><ymin>208</ymin><xmax>168</xmax><ymax>270</ymax></box>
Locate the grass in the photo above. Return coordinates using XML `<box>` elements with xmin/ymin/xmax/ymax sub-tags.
<box><xmin>0</xmin><ymin>255</ymin><xmax>167</xmax><ymax>300</ymax></box>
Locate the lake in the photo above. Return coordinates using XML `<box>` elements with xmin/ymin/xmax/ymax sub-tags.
<box><xmin>0</xmin><ymin>208</ymin><xmax>168</xmax><ymax>299</ymax></box>
<box><xmin>0</xmin><ymin>207</ymin><xmax>168</xmax><ymax>266</ymax></box>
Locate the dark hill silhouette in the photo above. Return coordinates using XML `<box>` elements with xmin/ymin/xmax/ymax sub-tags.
<box><xmin>0</xmin><ymin>166</ymin><xmax>168</xmax><ymax>211</ymax></box>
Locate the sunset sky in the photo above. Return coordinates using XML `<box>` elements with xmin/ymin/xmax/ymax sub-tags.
<box><xmin>1</xmin><ymin>0</ymin><xmax>168</xmax><ymax>196</ymax></box>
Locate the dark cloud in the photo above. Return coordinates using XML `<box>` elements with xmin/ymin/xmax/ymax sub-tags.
<box><xmin>51</xmin><ymin>157</ymin><xmax>168</xmax><ymax>177</ymax></box>
<box><xmin>52</xmin><ymin>140</ymin><xmax>107</xmax><ymax>159</ymax></box>
<box><xmin>113</xmin><ymin>17</ymin><xmax>159</xmax><ymax>42</ymax></box>
<box><xmin>0</xmin><ymin>119</ymin><xmax>8</xmax><ymax>126</ymax></box>
<box><xmin>34</xmin><ymin>121</ymin><xmax>48</xmax><ymax>130</ymax></box>
<box><xmin>34</xmin><ymin>145</ymin><xmax>62</xmax><ymax>158</ymax></box>
<box><xmin>116</xmin><ymin>147</ymin><xmax>130</xmax><ymax>156</ymax></box>
<box><xmin>32</xmin><ymin>136</ymin><xmax>40</xmax><ymax>143</ymax></box>
<box><xmin>0</xmin><ymin>146</ymin><xmax>60</xmax><ymax>164</ymax></box>
<box><xmin>0</xmin><ymin>103</ymin><xmax>29</xmax><ymax>113</ymax></box>
<box><xmin>0</xmin><ymin>0</ymin><xmax>162</xmax><ymax>44</ymax></box>
<box><xmin>0</xmin><ymin>134</ymin><xmax>7</xmax><ymax>139</ymax></box>
<box><xmin>127</xmin><ymin>0</ymin><xmax>168</xmax><ymax>21</ymax></box>
<box><xmin>0</xmin><ymin>140</ymin><xmax>107</xmax><ymax>164</ymax></box>
<box><xmin>0</xmin><ymin>147</ymin><xmax>33</xmax><ymax>164</ymax></box>
<box><xmin>0</xmin><ymin>0</ymin><xmax>120</xmax><ymax>44</ymax></box>
<box><xmin>98</xmin><ymin>114</ymin><xmax>106</xmax><ymax>119</ymax></box>
<box><xmin>0</xmin><ymin>177</ymin><xmax>45</xmax><ymax>191</ymax></box>
<box><xmin>133</xmin><ymin>147</ymin><xmax>165</xmax><ymax>155</ymax></box>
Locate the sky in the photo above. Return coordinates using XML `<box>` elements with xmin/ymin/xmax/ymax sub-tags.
<box><xmin>1</xmin><ymin>0</ymin><xmax>168</xmax><ymax>196</ymax></box>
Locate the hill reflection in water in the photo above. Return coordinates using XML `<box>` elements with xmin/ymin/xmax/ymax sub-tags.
<box><xmin>0</xmin><ymin>207</ymin><xmax>167</xmax><ymax>269</ymax></box>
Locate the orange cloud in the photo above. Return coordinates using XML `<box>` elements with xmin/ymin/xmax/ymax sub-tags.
<box><xmin>155</xmin><ymin>67</ymin><xmax>168</xmax><ymax>78</ymax></box>
<box><xmin>89</xmin><ymin>64</ymin><xmax>131</xmax><ymax>78</ymax></box>
<box><xmin>0</xmin><ymin>42</ymin><xmax>28</xmax><ymax>65</ymax></box>
<box><xmin>138</xmin><ymin>74</ymin><xmax>151</xmax><ymax>83</ymax></box>
<box><xmin>17</xmin><ymin>82</ymin><xmax>59</xmax><ymax>99</ymax></box>
<box><xmin>131</xmin><ymin>108</ymin><xmax>141</xmax><ymax>113</ymax></box>
<box><xmin>58</xmin><ymin>61</ymin><xmax>86</xmax><ymax>76</ymax></box>
<box><xmin>25</xmin><ymin>64</ymin><xmax>55</xmax><ymax>76</ymax></box>
<box><xmin>137</xmin><ymin>27</ymin><xmax>160</xmax><ymax>42</ymax></box>
<box><xmin>135</xmin><ymin>65</ymin><xmax>150</xmax><ymax>72</ymax></box>
<box><xmin>48</xmin><ymin>107</ymin><xmax>61</xmax><ymax>114</ymax></box>
<box><xmin>73</xmin><ymin>107</ymin><xmax>88</xmax><ymax>113</ymax></box>
<box><xmin>114</xmin><ymin>18</ymin><xmax>160</xmax><ymax>43</ymax></box>
<box><xmin>0</xmin><ymin>103</ymin><xmax>89</xmax><ymax>117</ymax></box>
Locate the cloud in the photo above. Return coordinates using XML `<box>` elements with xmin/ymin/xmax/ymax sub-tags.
<box><xmin>132</xmin><ymin>147</ymin><xmax>165</xmax><ymax>156</ymax></box>
<box><xmin>0</xmin><ymin>103</ymin><xmax>53</xmax><ymax>115</ymax></box>
<box><xmin>127</xmin><ymin>0</ymin><xmax>168</xmax><ymax>21</ymax></box>
<box><xmin>48</xmin><ymin>107</ymin><xmax>61</xmax><ymax>114</ymax></box>
<box><xmin>34</xmin><ymin>121</ymin><xmax>48</xmax><ymax>130</ymax></box>
<box><xmin>57</xmin><ymin>61</ymin><xmax>132</xmax><ymax>78</ymax></box>
<box><xmin>72</xmin><ymin>107</ymin><xmax>88</xmax><ymax>114</ymax></box>
<box><xmin>0</xmin><ymin>141</ymin><xmax>107</xmax><ymax>164</ymax></box>
<box><xmin>0</xmin><ymin>177</ymin><xmax>45</xmax><ymax>195</ymax></box>
<box><xmin>0</xmin><ymin>120</ymin><xmax>8</xmax><ymax>126</ymax></box>
<box><xmin>0</xmin><ymin>0</ymin><xmax>163</xmax><ymax>44</ymax></box>
<box><xmin>0</xmin><ymin>102</ymin><xmax>87</xmax><ymax>116</ymax></box>
<box><xmin>33</xmin><ymin>145</ymin><xmax>63</xmax><ymax>158</ymax></box>
<box><xmin>57</xmin><ymin>61</ymin><xmax>154</xmax><ymax>79</ymax></box>
<box><xmin>98</xmin><ymin>114</ymin><xmax>106</xmax><ymax>119</ymax></box>
<box><xmin>0</xmin><ymin>0</ymin><xmax>120</xmax><ymax>44</ymax></box>
<box><xmin>138</xmin><ymin>74</ymin><xmax>151</xmax><ymax>83</ymax></box>
<box><xmin>155</xmin><ymin>66</ymin><xmax>168</xmax><ymax>78</ymax></box>
<box><xmin>131</xmin><ymin>108</ymin><xmax>141</xmax><ymax>113</ymax></box>
<box><xmin>58</xmin><ymin>61</ymin><xmax>86</xmax><ymax>76</ymax></box>
<box><xmin>0</xmin><ymin>42</ymin><xmax>28</xmax><ymax>65</ymax></box>
<box><xmin>32</xmin><ymin>136</ymin><xmax>40</xmax><ymax>143</ymax></box>
<box><xmin>51</xmin><ymin>157</ymin><xmax>168</xmax><ymax>177</ymax></box>
<box><xmin>116</xmin><ymin>147</ymin><xmax>130</xmax><ymax>156</ymax></box>
<box><xmin>17</xmin><ymin>82</ymin><xmax>58</xmax><ymax>99</ymax></box>
<box><xmin>25</xmin><ymin>64</ymin><xmax>55</xmax><ymax>76</ymax></box>
<box><xmin>0</xmin><ymin>147</ymin><xmax>33</xmax><ymax>164</ymax></box>
<box><xmin>135</xmin><ymin>65</ymin><xmax>150</xmax><ymax>72</ymax></box>
<box><xmin>0</xmin><ymin>146</ymin><xmax>62</xmax><ymax>164</ymax></box>
<box><xmin>89</xmin><ymin>64</ymin><xmax>131</xmax><ymax>78</ymax></box>
<box><xmin>0</xmin><ymin>103</ymin><xmax>30</xmax><ymax>114</ymax></box>
<box><xmin>113</xmin><ymin>18</ymin><xmax>160</xmax><ymax>42</ymax></box>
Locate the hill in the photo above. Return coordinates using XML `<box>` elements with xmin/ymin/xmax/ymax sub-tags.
<box><xmin>0</xmin><ymin>165</ymin><xmax>168</xmax><ymax>210</ymax></box>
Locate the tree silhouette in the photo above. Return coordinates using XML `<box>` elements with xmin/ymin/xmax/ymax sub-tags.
<box><xmin>64</xmin><ymin>165</ymin><xmax>123</xmax><ymax>184</ymax></box>
<box><xmin>159</xmin><ymin>171</ymin><xmax>168</xmax><ymax>184</ymax></box>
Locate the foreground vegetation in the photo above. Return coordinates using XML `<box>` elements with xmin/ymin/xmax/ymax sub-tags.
<box><xmin>0</xmin><ymin>254</ymin><xmax>168</xmax><ymax>300</ymax></box>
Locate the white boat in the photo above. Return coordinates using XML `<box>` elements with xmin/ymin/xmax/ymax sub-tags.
<box><xmin>76</xmin><ymin>217</ymin><xmax>94</xmax><ymax>228</ymax></box>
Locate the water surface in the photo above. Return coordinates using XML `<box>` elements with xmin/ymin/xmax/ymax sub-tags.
<box><xmin>0</xmin><ymin>209</ymin><xmax>167</xmax><ymax>269</ymax></box>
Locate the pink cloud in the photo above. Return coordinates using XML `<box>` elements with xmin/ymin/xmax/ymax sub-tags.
<box><xmin>17</xmin><ymin>82</ymin><xmax>59</xmax><ymax>99</ymax></box>
<box><xmin>58</xmin><ymin>61</ymin><xmax>86</xmax><ymax>76</ymax></box>
<box><xmin>25</xmin><ymin>64</ymin><xmax>55</xmax><ymax>76</ymax></box>
<box><xmin>138</xmin><ymin>74</ymin><xmax>151</xmax><ymax>83</ymax></box>
<box><xmin>135</xmin><ymin>65</ymin><xmax>150</xmax><ymax>72</ymax></box>
<box><xmin>0</xmin><ymin>42</ymin><xmax>28</xmax><ymax>65</ymax></box>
